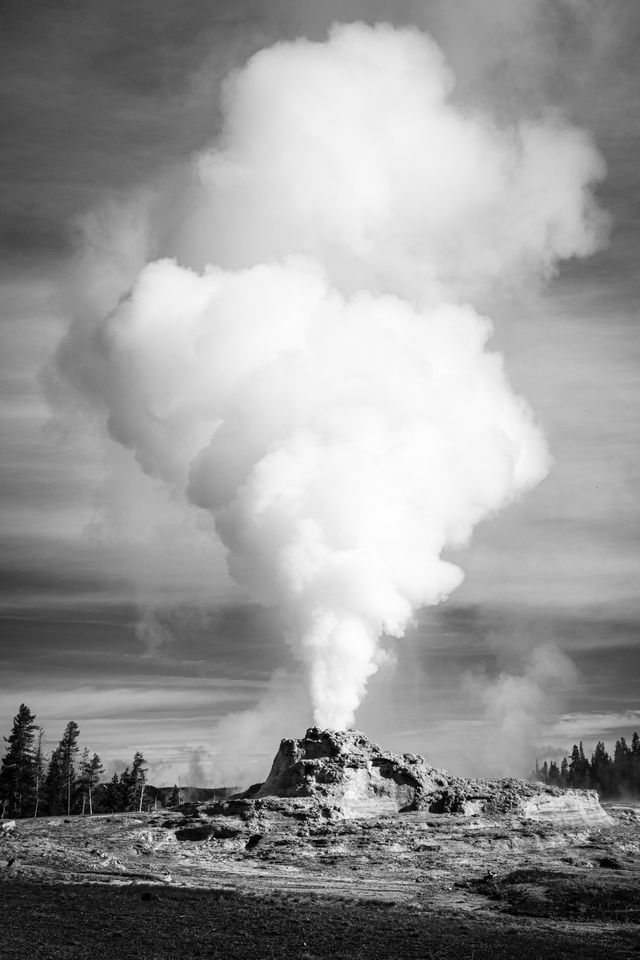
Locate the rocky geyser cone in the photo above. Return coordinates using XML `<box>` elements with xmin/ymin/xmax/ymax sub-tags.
<box><xmin>236</xmin><ymin>727</ymin><xmax>612</xmax><ymax>825</ymax></box>
<box><xmin>253</xmin><ymin>726</ymin><xmax>450</xmax><ymax>817</ymax></box>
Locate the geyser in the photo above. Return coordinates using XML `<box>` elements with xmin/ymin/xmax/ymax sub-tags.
<box><xmin>58</xmin><ymin>23</ymin><xmax>607</xmax><ymax>728</ymax></box>
<box><xmin>231</xmin><ymin>727</ymin><xmax>612</xmax><ymax>825</ymax></box>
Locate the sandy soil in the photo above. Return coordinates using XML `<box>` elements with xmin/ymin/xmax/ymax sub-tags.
<box><xmin>1</xmin><ymin>803</ymin><xmax>639</xmax><ymax>958</ymax></box>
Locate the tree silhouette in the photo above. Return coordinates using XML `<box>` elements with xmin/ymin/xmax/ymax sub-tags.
<box><xmin>45</xmin><ymin>721</ymin><xmax>81</xmax><ymax>815</ymax></box>
<box><xmin>45</xmin><ymin>746</ymin><xmax>65</xmax><ymax>815</ymax></box>
<box><xmin>33</xmin><ymin>727</ymin><xmax>47</xmax><ymax>817</ymax></box>
<box><xmin>79</xmin><ymin>750</ymin><xmax>104</xmax><ymax>815</ymax></box>
<box><xmin>0</xmin><ymin>704</ymin><xmax>38</xmax><ymax>817</ymax></box>
<box><xmin>129</xmin><ymin>752</ymin><xmax>148</xmax><ymax>811</ymax></box>
<box><xmin>59</xmin><ymin>721</ymin><xmax>80</xmax><ymax>815</ymax></box>
<box><xmin>536</xmin><ymin>729</ymin><xmax>640</xmax><ymax>798</ymax></box>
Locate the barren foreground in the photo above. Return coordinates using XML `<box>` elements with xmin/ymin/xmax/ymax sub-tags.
<box><xmin>1</xmin><ymin>801</ymin><xmax>640</xmax><ymax>959</ymax></box>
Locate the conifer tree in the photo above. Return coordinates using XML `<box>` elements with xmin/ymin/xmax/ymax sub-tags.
<box><xmin>119</xmin><ymin>766</ymin><xmax>132</xmax><ymax>811</ymax></box>
<box><xmin>45</xmin><ymin>722</ymin><xmax>80</xmax><ymax>815</ymax></box>
<box><xmin>590</xmin><ymin>741</ymin><xmax>613</xmax><ymax>795</ymax></box>
<box><xmin>631</xmin><ymin>732</ymin><xmax>640</xmax><ymax>794</ymax></box>
<box><xmin>129</xmin><ymin>752</ymin><xmax>148</xmax><ymax>812</ymax></box>
<box><xmin>578</xmin><ymin>741</ymin><xmax>590</xmax><ymax>786</ymax></box>
<box><xmin>59</xmin><ymin>721</ymin><xmax>80</xmax><ymax>815</ymax></box>
<box><xmin>0</xmin><ymin>704</ymin><xmax>38</xmax><ymax>817</ymax></box>
<box><xmin>45</xmin><ymin>746</ymin><xmax>65</xmax><ymax>815</ymax></box>
<box><xmin>103</xmin><ymin>772</ymin><xmax>125</xmax><ymax>813</ymax></box>
<box><xmin>568</xmin><ymin>744</ymin><xmax>582</xmax><ymax>787</ymax></box>
<box><xmin>79</xmin><ymin>750</ymin><xmax>104</xmax><ymax>815</ymax></box>
<box><xmin>536</xmin><ymin>728</ymin><xmax>640</xmax><ymax>798</ymax></box>
<box><xmin>79</xmin><ymin>748</ymin><xmax>90</xmax><ymax>814</ymax></box>
<box><xmin>33</xmin><ymin>727</ymin><xmax>47</xmax><ymax>817</ymax></box>
<box><xmin>614</xmin><ymin>738</ymin><xmax>630</xmax><ymax>793</ymax></box>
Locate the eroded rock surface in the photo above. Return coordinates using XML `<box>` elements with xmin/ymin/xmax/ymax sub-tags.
<box><xmin>230</xmin><ymin>727</ymin><xmax>612</xmax><ymax>826</ymax></box>
<box><xmin>252</xmin><ymin>727</ymin><xmax>448</xmax><ymax>816</ymax></box>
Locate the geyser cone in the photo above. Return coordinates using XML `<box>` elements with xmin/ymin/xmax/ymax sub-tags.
<box><xmin>235</xmin><ymin>727</ymin><xmax>612</xmax><ymax>826</ymax></box>
<box><xmin>253</xmin><ymin>726</ymin><xmax>450</xmax><ymax>817</ymax></box>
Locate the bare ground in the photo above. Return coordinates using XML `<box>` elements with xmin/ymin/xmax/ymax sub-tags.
<box><xmin>1</xmin><ymin>803</ymin><xmax>639</xmax><ymax>959</ymax></box>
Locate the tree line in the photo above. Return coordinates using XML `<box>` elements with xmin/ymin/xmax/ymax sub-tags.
<box><xmin>535</xmin><ymin>731</ymin><xmax>640</xmax><ymax>797</ymax></box>
<box><xmin>0</xmin><ymin>704</ymin><xmax>150</xmax><ymax>819</ymax></box>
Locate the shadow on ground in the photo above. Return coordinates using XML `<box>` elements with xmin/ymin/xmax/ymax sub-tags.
<box><xmin>1</xmin><ymin>881</ymin><xmax>639</xmax><ymax>960</ymax></box>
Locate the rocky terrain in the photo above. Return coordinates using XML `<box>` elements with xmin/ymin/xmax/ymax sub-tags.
<box><xmin>1</xmin><ymin>728</ymin><xmax>639</xmax><ymax>958</ymax></box>
<box><xmin>243</xmin><ymin>727</ymin><xmax>613</xmax><ymax>823</ymax></box>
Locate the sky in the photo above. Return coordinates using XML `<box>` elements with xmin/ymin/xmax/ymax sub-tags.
<box><xmin>1</xmin><ymin>0</ymin><xmax>639</xmax><ymax>787</ymax></box>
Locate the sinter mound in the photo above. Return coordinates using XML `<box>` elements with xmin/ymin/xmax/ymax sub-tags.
<box><xmin>234</xmin><ymin>727</ymin><xmax>610</xmax><ymax>824</ymax></box>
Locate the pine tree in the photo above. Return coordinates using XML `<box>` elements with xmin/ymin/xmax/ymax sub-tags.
<box><xmin>33</xmin><ymin>727</ymin><xmax>47</xmax><ymax>818</ymax></box>
<box><xmin>578</xmin><ymin>742</ymin><xmax>590</xmax><ymax>786</ymax></box>
<box><xmin>119</xmin><ymin>767</ymin><xmax>132</xmax><ymax>811</ymax></box>
<box><xmin>79</xmin><ymin>748</ymin><xmax>90</xmax><ymax>814</ymax></box>
<box><xmin>45</xmin><ymin>746</ymin><xmax>65</xmax><ymax>815</ymax></box>
<box><xmin>103</xmin><ymin>772</ymin><xmax>125</xmax><ymax>813</ymax></box>
<box><xmin>59</xmin><ymin>722</ymin><xmax>80</xmax><ymax>815</ymax></box>
<box><xmin>79</xmin><ymin>751</ymin><xmax>104</xmax><ymax>815</ymax></box>
<box><xmin>0</xmin><ymin>704</ymin><xmax>38</xmax><ymax>817</ymax></box>
<box><xmin>45</xmin><ymin>722</ymin><xmax>80</xmax><ymax>815</ymax></box>
<box><xmin>614</xmin><ymin>738</ymin><xmax>630</xmax><ymax>794</ymax></box>
<box><xmin>590</xmin><ymin>741</ymin><xmax>613</xmax><ymax>796</ymax></box>
<box><xmin>536</xmin><ymin>729</ymin><xmax>640</xmax><ymax>798</ymax></box>
<box><xmin>631</xmin><ymin>732</ymin><xmax>640</xmax><ymax>793</ymax></box>
<box><xmin>568</xmin><ymin>744</ymin><xmax>582</xmax><ymax>787</ymax></box>
<box><xmin>129</xmin><ymin>752</ymin><xmax>148</xmax><ymax>812</ymax></box>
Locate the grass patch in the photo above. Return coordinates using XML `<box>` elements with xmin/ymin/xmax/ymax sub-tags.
<box><xmin>475</xmin><ymin>868</ymin><xmax>640</xmax><ymax>922</ymax></box>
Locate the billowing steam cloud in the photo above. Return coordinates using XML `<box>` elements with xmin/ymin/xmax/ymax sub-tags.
<box><xmin>58</xmin><ymin>23</ymin><xmax>606</xmax><ymax>728</ymax></box>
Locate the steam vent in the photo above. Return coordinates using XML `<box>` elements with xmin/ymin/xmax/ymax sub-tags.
<box><xmin>232</xmin><ymin>728</ymin><xmax>612</xmax><ymax>825</ymax></box>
